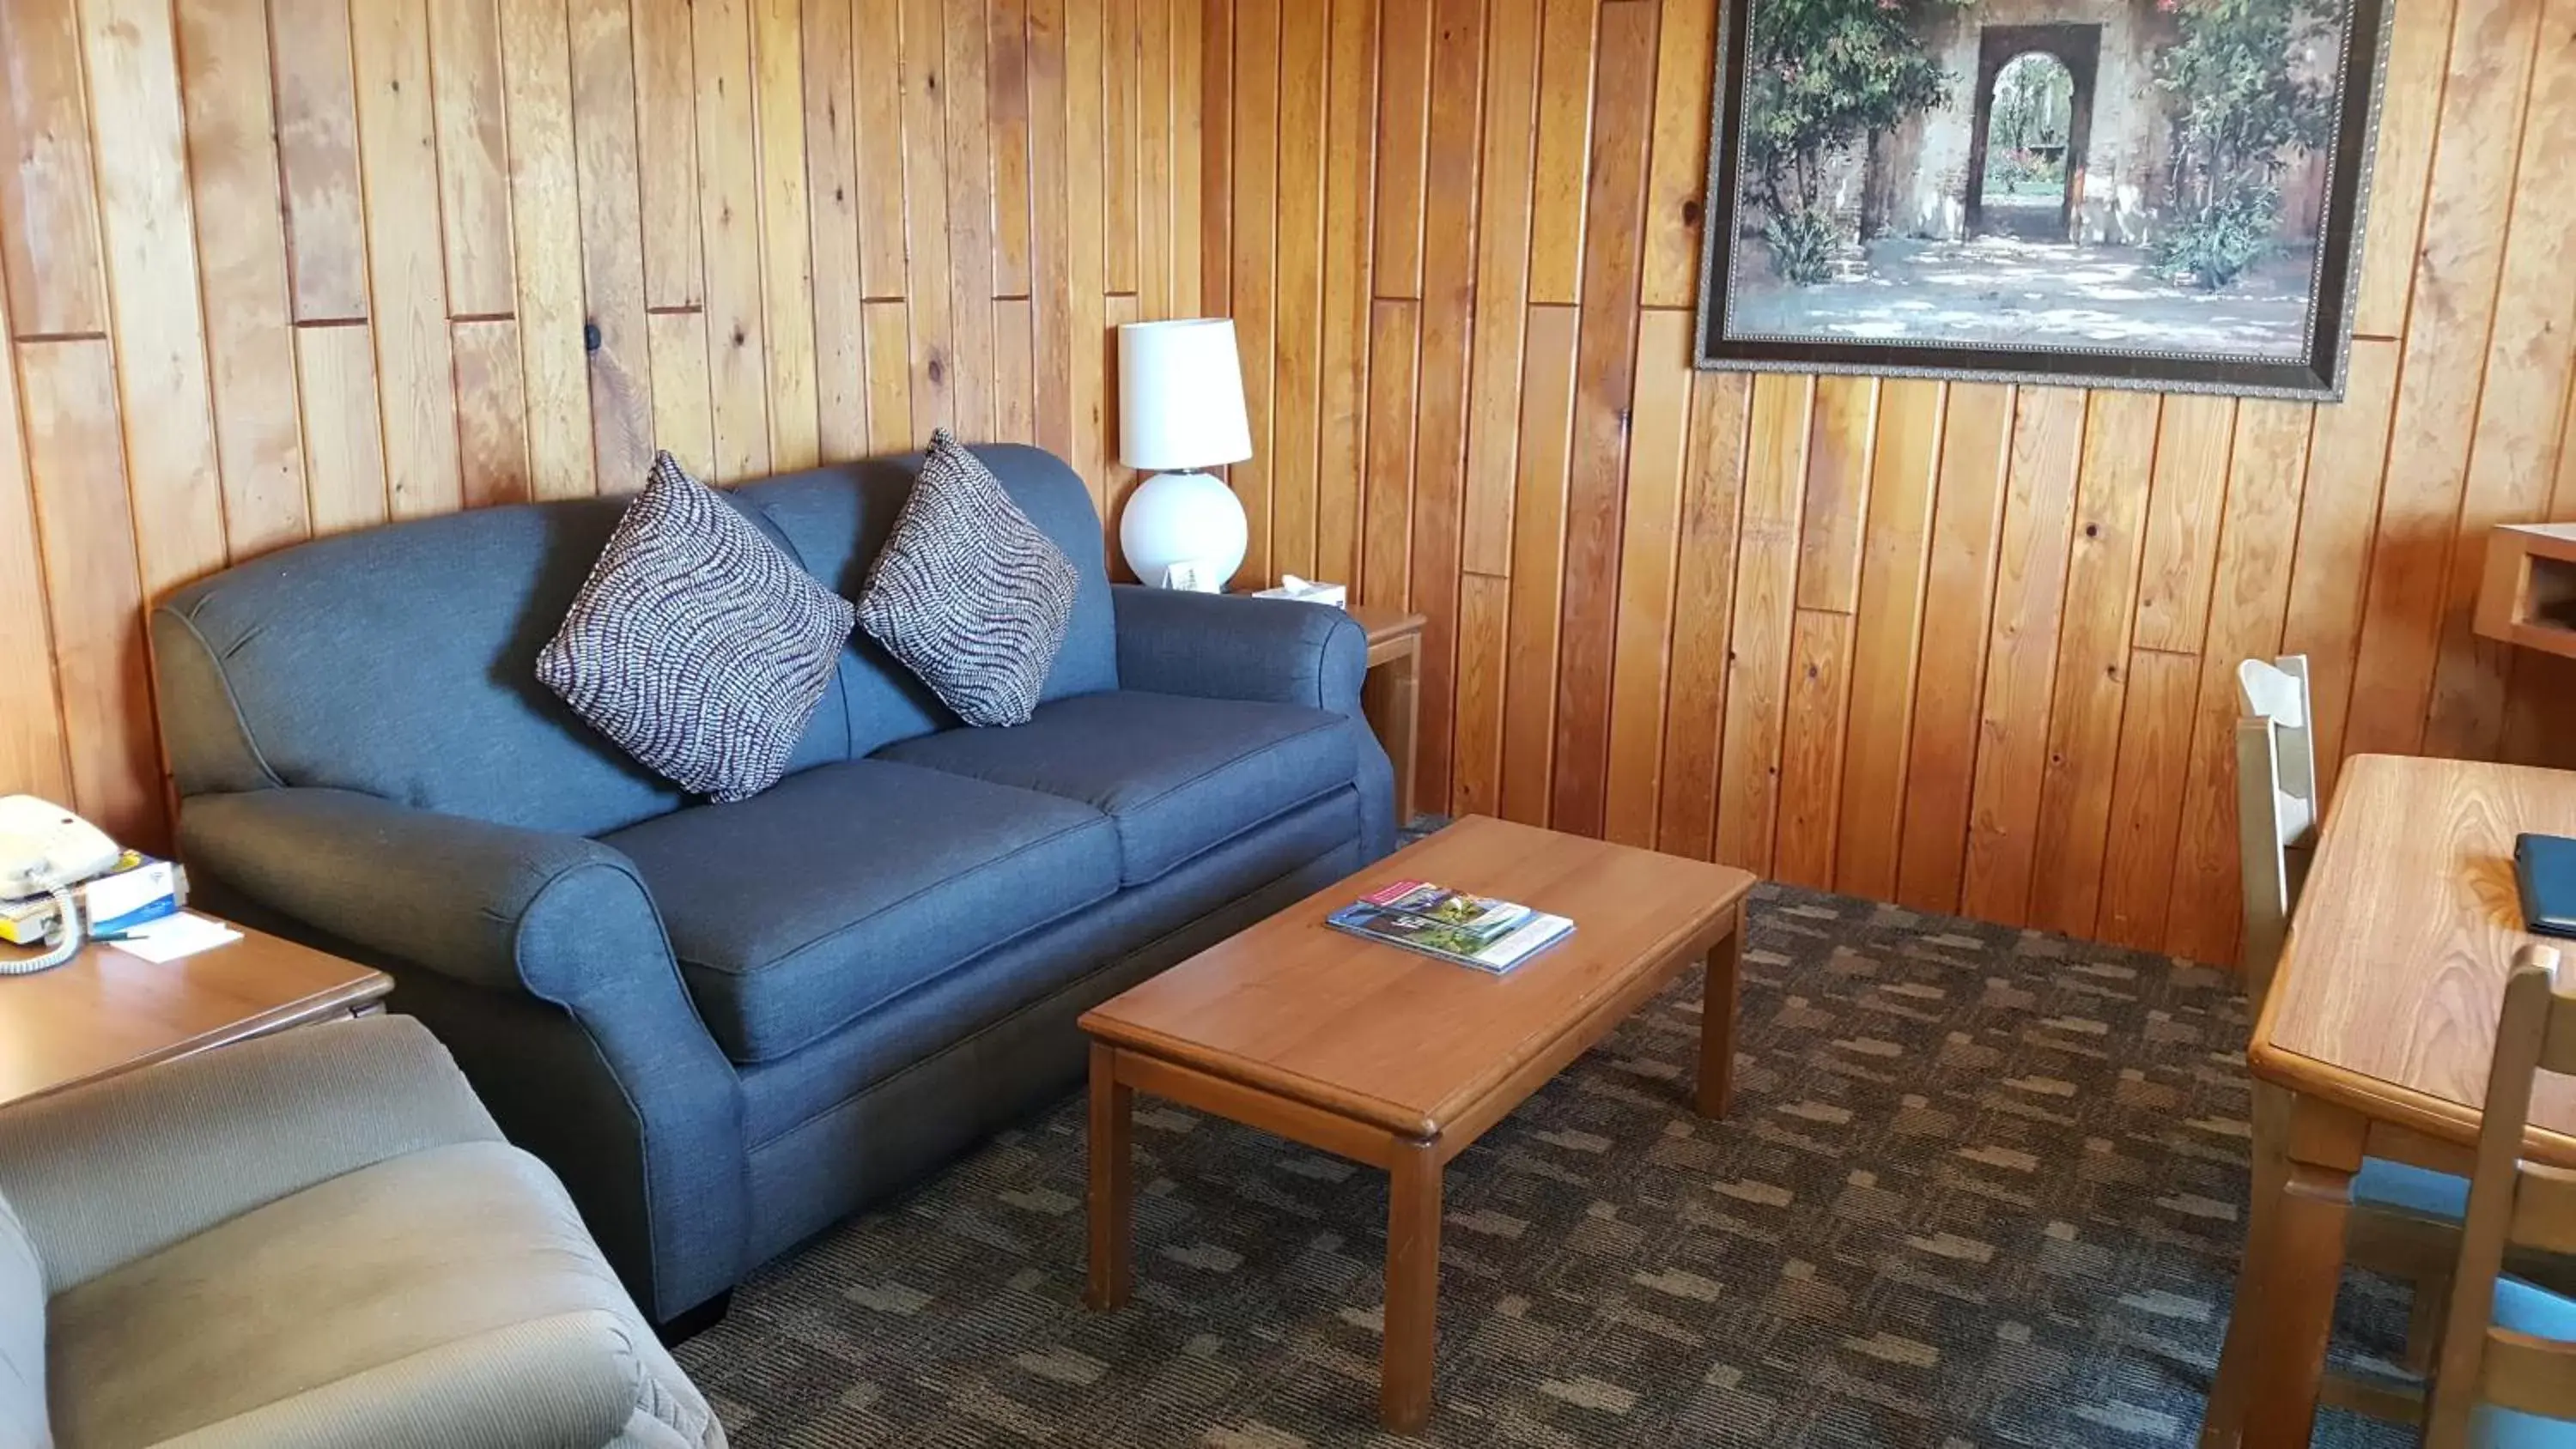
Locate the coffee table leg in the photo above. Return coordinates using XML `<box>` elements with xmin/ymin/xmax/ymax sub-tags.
<box><xmin>1698</xmin><ymin>905</ymin><xmax>1745</xmax><ymax>1118</ymax></box>
<box><xmin>1381</xmin><ymin>1137</ymin><xmax>1443</xmax><ymax>1434</ymax></box>
<box><xmin>1086</xmin><ymin>1043</ymin><xmax>1132</xmax><ymax>1310</ymax></box>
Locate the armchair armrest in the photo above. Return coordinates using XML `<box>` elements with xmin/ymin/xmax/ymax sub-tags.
<box><xmin>0</xmin><ymin>1016</ymin><xmax>497</xmax><ymax>1293</ymax></box>
<box><xmin>1112</xmin><ymin>585</ymin><xmax>1367</xmax><ymax>716</ymax></box>
<box><xmin>168</xmin><ymin>1311</ymin><xmax>653</xmax><ymax>1449</ymax></box>
<box><xmin>176</xmin><ymin>787</ymin><xmax>750</xmax><ymax>1320</ymax></box>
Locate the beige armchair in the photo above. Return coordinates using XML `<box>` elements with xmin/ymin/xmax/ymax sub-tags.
<box><xmin>0</xmin><ymin>1016</ymin><xmax>724</xmax><ymax>1449</ymax></box>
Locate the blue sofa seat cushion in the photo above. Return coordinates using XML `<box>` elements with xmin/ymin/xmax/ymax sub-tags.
<box><xmin>875</xmin><ymin>690</ymin><xmax>1356</xmax><ymax>887</ymax></box>
<box><xmin>601</xmin><ymin>760</ymin><xmax>1120</xmax><ymax>1064</ymax></box>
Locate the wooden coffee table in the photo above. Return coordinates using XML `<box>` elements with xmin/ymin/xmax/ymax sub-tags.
<box><xmin>1078</xmin><ymin>815</ymin><xmax>1756</xmax><ymax>1432</ymax></box>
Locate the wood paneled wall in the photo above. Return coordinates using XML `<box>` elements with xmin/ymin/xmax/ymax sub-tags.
<box><xmin>1202</xmin><ymin>0</ymin><xmax>2576</xmax><ymax>966</ymax></box>
<box><xmin>0</xmin><ymin>0</ymin><xmax>1199</xmax><ymax>851</ymax></box>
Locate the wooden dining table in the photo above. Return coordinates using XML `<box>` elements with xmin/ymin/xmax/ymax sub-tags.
<box><xmin>2201</xmin><ymin>753</ymin><xmax>2576</xmax><ymax>1448</ymax></box>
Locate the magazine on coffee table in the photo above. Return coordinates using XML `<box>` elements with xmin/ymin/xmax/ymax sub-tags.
<box><xmin>1325</xmin><ymin>879</ymin><xmax>1574</xmax><ymax>975</ymax></box>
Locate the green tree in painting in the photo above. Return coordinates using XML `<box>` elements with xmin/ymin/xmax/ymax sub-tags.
<box><xmin>1744</xmin><ymin>0</ymin><xmax>1958</xmax><ymax>282</ymax></box>
<box><xmin>2153</xmin><ymin>0</ymin><xmax>2338</xmax><ymax>288</ymax></box>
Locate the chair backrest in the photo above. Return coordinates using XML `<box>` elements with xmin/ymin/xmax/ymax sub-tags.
<box><xmin>2234</xmin><ymin>655</ymin><xmax>2319</xmax><ymax>1004</ymax></box>
<box><xmin>2427</xmin><ymin>943</ymin><xmax>2576</xmax><ymax>1448</ymax></box>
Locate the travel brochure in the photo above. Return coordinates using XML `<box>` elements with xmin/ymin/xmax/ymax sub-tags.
<box><xmin>1325</xmin><ymin>880</ymin><xmax>1574</xmax><ymax>975</ymax></box>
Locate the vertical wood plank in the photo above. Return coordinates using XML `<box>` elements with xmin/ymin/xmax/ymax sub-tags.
<box><xmin>1198</xmin><ymin>0</ymin><xmax>1232</xmax><ymax>315</ymax></box>
<box><xmin>1524</xmin><ymin>0</ymin><xmax>1595</xmax><ymax>306</ymax></box>
<box><xmin>2095</xmin><ymin>647</ymin><xmax>2202</xmax><ymax>950</ymax></box>
<box><xmin>501</xmin><ymin>0</ymin><xmax>595</xmax><ymax>500</ymax></box>
<box><xmin>993</xmin><ymin>297</ymin><xmax>1038</xmax><ymax>444</ymax></box>
<box><xmin>568</xmin><ymin>0</ymin><xmax>655</xmax><ymax>489</ymax></box>
<box><xmin>1315</xmin><ymin>0</ymin><xmax>1377</xmax><ymax>588</ymax></box>
<box><xmin>941</xmin><ymin>0</ymin><xmax>999</xmax><ymax>438</ymax></box>
<box><xmin>1957</xmin><ymin>386</ymin><xmax>2087</xmax><ymax>927</ymax></box>
<box><xmin>1066</xmin><ymin>0</ymin><xmax>1107</xmax><ymax>496</ymax></box>
<box><xmin>18</xmin><ymin>339</ymin><xmax>161</xmax><ymax>846</ymax></box>
<box><xmin>862</xmin><ymin>298</ymin><xmax>915</xmax><ymax>452</ymax></box>
<box><xmin>1269</xmin><ymin>0</ymin><xmax>1331</xmax><ymax>584</ymax></box>
<box><xmin>1637</xmin><ymin>0</ymin><xmax>1716</xmax><ymax>308</ymax></box>
<box><xmin>1405</xmin><ymin>0</ymin><xmax>1488</xmax><ymax>813</ymax></box>
<box><xmin>2281</xmin><ymin>338</ymin><xmax>2401</xmax><ymax>806</ymax></box>
<box><xmin>268</xmin><ymin>0</ymin><xmax>371</xmax><ymax>323</ymax></box>
<box><xmin>1656</xmin><ymin>372</ymin><xmax>1752</xmax><ymax>861</ymax></box>
<box><xmin>1773</xmin><ymin>609</ymin><xmax>1856</xmax><ymax>888</ymax></box>
<box><xmin>647</xmin><ymin>308</ymin><xmax>715</xmax><ymax>481</ymax></box>
<box><xmin>754</xmin><ymin>0</ymin><xmax>821</xmax><ymax>469</ymax></box>
<box><xmin>1498</xmin><ymin>302</ymin><xmax>1577</xmax><ymax>827</ymax></box>
<box><xmin>426</xmin><ymin>0</ymin><xmax>516</xmax><ymax>315</ymax></box>
<box><xmin>2129</xmin><ymin>395</ymin><xmax>2237</xmax><ymax>653</ymax></box>
<box><xmin>351</xmin><ymin>0</ymin><xmax>463</xmax><ymax>518</ymax></box>
<box><xmin>2352</xmin><ymin>0</ymin><xmax>2461</xmax><ymax>336</ymax></box>
<box><xmin>179</xmin><ymin>0</ymin><xmax>312</xmax><ymax>555</ymax></box>
<box><xmin>1103</xmin><ymin>0</ymin><xmax>1141</xmax><ymax>296</ymax></box>
<box><xmin>0</xmin><ymin>282</ymin><xmax>70</xmax><ymax>803</ymax></box>
<box><xmin>1452</xmin><ymin>571</ymin><xmax>1512</xmax><ymax>817</ymax></box>
<box><xmin>990</xmin><ymin>0</ymin><xmax>1036</xmax><ymax>301</ymax></box>
<box><xmin>1134</xmin><ymin>0</ymin><xmax>1173</xmax><ymax>314</ymax></box>
<box><xmin>1549</xmin><ymin>0</ymin><xmax>1657</xmax><ymax>837</ymax></box>
<box><xmin>854</xmin><ymin>0</ymin><xmax>910</xmax><ymax>298</ymax></box>
<box><xmin>631</xmin><ymin>0</ymin><xmax>703</xmax><ymax>308</ymax></box>
<box><xmin>452</xmin><ymin>317</ymin><xmax>533</xmax><ymax>506</ymax></box>
<box><xmin>1893</xmin><ymin>383</ymin><xmax>2013</xmax><ymax>913</ymax></box>
<box><xmin>1795</xmin><ymin>376</ymin><xmax>1878</xmax><ymax>613</ymax></box>
<box><xmin>1458</xmin><ymin>0</ymin><xmax>1540</xmax><ymax>579</ymax></box>
<box><xmin>81</xmin><ymin>0</ymin><xmax>228</xmax><ymax>591</ymax></box>
<box><xmin>1832</xmin><ymin>379</ymin><xmax>1941</xmax><ymax>900</ymax></box>
<box><xmin>295</xmin><ymin>323</ymin><xmax>391</xmax><ymax>535</ymax></box>
<box><xmin>2165</xmin><ymin>399</ymin><xmax>2315</xmax><ymax>965</ymax></box>
<box><xmin>0</xmin><ymin>0</ymin><xmax>107</xmax><ymax>337</ymax></box>
<box><xmin>1360</xmin><ymin>297</ymin><xmax>1419</xmax><ymax>606</ymax></box>
<box><xmin>2026</xmin><ymin>389</ymin><xmax>2160</xmax><ymax>939</ymax></box>
<box><xmin>805</xmin><ymin>0</ymin><xmax>866</xmax><ymax>458</ymax></box>
<box><xmin>1712</xmin><ymin>373</ymin><xmax>1813</xmax><ymax>876</ymax></box>
<box><xmin>1370</xmin><ymin>0</ymin><xmax>1431</xmax><ymax>300</ymax></box>
<box><xmin>1601</xmin><ymin>308</ymin><xmax>1693</xmax><ymax>848</ymax></box>
<box><xmin>1228</xmin><ymin>0</ymin><xmax>1279</xmax><ymax>582</ymax></box>
<box><xmin>1029</xmin><ymin>0</ymin><xmax>1075</xmax><ymax>456</ymax></box>
<box><xmin>695</xmin><ymin>0</ymin><xmax>773</xmax><ymax>479</ymax></box>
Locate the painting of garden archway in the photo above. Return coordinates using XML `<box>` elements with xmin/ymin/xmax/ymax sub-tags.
<box><xmin>1693</xmin><ymin>0</ymin><xmax>2391</xmax><ymax>399</ymax></box>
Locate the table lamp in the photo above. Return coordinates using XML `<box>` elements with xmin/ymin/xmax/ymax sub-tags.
<box><xmin>1118</xmin><ymin>318</ymin><xmax>1254</xmax><ymax>589</ymax></box>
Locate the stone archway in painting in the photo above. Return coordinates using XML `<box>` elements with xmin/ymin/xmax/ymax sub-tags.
<box><xmin>1962</xmin><ymin>23</ymin><xmax>2102</xmax><ymax>241</ymax></box>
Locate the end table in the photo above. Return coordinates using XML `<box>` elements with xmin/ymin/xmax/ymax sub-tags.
<box><xmin>1348</xmin><ymin>604</ymin><xmax>1426</xmax><ymax>827</ymax></box>
<box><xmin>0</xmin><ymin>918</ymin><xmax>392</xmax><ymax>1109</ymax></box>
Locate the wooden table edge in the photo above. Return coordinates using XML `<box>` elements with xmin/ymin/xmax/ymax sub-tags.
<box><xmin>2247</xmin><ymin>1037</ymin><xmax>2576</xmax><ymax>1169</ymax></box>
<box><xmin>19</xmin><ymin>971</ymin><xmax>392</xmax><ymax>1107</ymax></box>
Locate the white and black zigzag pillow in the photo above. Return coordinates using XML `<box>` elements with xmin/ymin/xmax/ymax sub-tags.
<box><xmin>538</xmin><ymin>452</ymin><xmax>855</xmax><ymax>803</ymax></box>
<box><xmin>858</xmin><ymin>430</ymin><xmax>1078</xmax><ymax>728</ymax></box>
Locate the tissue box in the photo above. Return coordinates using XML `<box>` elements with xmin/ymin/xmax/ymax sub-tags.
<box><xmin>1255</xmin><ymin>576</ymin><xmax>1348</xmax><ymax>609</ymax></box>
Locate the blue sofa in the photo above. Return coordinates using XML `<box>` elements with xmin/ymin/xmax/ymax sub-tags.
<box><xmin>149</xmin><ymin>445</ymin><xmax>1396</xmax><ymax>1325</ymax></box>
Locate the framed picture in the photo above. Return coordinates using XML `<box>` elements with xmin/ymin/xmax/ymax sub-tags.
<box><xmin>1693</xmin><ymin>0</ymin><xmax>2392</xmax><ymax>399</ymax></box>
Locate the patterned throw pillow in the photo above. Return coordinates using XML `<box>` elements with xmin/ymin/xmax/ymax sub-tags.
<box><xmin>858</xmin><ymin>430</ymin><xmax>1078</xmax><ymax>727</ymax></box>
<box><xmin>538</xmin><ymin>452</ymin><xmax>854</xmax><ymax>803</ymax></box>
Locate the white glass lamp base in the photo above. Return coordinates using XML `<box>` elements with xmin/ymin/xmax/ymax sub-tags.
<box><xmin>1119</xmin><ymin>469</ymin><xmax>1249</xmax><ymax>589</ymax></box>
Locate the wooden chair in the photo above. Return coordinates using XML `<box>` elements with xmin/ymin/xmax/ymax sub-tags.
<box><xmin>2426</xmin><ymin>944</ymin><xmax>2576</xmax><ymax>1449</ymax></box>
<box><xmin>2223</xmin><ymin>656</ymin><xmax>2462</xmax><ymax>1425</ymax></box>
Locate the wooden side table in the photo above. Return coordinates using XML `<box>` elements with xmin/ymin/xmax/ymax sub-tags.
<box><xmin>1348</xmin><ymin>604</ymin><xmax>1426</xmax><ymax>827</ymax></box>
<box><xmin>0</xmin><ymin>917</ymin><xmax>392</xmax><ymax>1109</ymax></box>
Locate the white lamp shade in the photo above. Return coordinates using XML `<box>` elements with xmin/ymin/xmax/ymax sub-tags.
<box><xmin>1118</xmin><ymin>318</ymin><xmax>1253</xmax><ymax>471</ymax></box>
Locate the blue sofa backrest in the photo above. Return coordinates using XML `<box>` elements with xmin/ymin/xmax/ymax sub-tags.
<box><xmin>151</xmin><ymin>444</ymin><xmax>1116</xmax><ymax>839</ymax></box>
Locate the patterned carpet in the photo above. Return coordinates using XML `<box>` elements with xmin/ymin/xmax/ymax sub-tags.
<box><xmin>676</xmin><ymin>874</ymin><xmax>2420</xmax><ymax>1448</ymax></box>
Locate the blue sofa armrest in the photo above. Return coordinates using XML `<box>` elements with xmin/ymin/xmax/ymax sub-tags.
<box><xmin>176</xmin><ymin>787</ymin><xmax>749</xmax><ymax>1320</ymax></box>
<box><xmin>1111</xmin><ymin>585</ymin><xmax>1368</xmax><ymax>717</ymax></box>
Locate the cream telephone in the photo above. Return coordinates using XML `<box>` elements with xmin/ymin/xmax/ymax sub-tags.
<box><xmin>0</xmin><ymin>795</ymin><xmax>121</xmax><ymax>974</ymax></box>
